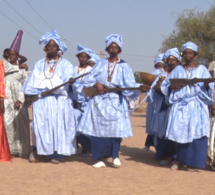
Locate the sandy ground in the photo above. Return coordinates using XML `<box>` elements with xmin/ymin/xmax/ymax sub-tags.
<box><xmin>0</xmin><ymin>107</ymin><xmax>215</xmax><ymax>195</ymax></box>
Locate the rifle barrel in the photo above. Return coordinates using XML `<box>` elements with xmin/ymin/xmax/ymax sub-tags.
<box><xmin>29</xmin><ymin>72</ymin><xmax>91</xmax><ymax>102</ymax></box>
<box><xmin>106</xmin><ymin>87</ymin><xmax>141</xmax><ymax>92</ymax></box>
<box><xmin>83</xmin><ymin>86</ymin><xmax>141</xmax><ymax>97</ymax></box>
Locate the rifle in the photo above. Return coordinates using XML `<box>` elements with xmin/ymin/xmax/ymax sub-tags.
<box><xmin>83</xmin><ymin>86</ymin><xmax>142</xmax><ymax>97</ymax></box>
<box><xmin>169</xmin><ymin>78</ymin><xmax>215</xmax><ymax>85</ymax></box>
<box><xmin>25</xmin><ymin>72</ymin><xmax>90</xmax><ymax>104</ymax></box>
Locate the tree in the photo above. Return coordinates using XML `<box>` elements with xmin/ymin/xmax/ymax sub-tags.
<box><xmin>159</xmin><ymin>6</ymin><xmax>215</xmax><ymax>66</ymax></box>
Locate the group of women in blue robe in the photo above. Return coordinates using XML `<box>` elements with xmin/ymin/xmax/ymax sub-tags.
<box><xmin>145</xmin><ymin>41</ymin><xmax>214</xmax><ymax>170</ymax></box>
<box><xmin>22</xmin><ymin>30</ymin><xmax>147</xmax><ymax>167</ymax></box>
<box><xmin>145</xmin><ymin>48</ymin><xmax>181</xmax><ymax>164</ymax></box>
<box><xmin>21</xmin><ymin>29</ymin><xmax>214</xmax><ymax>170</ymax></box>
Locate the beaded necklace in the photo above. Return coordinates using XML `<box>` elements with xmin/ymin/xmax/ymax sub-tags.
<box><xmin>107</xmin><ymin>58</ymin><xmax>120</xmax><ymax>82</ymax></box>
<box><xmin>43</xmin><ymin>57</ymin><xmax>60</xmax><ymax>79</ymax></box>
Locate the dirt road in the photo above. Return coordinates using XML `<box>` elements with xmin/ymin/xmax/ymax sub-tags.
<box><xmin>0</xmin><ymin>112</ymin><xmax>214</xmax><ymax>195</ymax></box>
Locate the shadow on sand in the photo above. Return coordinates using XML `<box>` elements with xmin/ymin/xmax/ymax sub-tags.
<box><xmin>119</xmin><ymin>145</ymin><xmax>214</xmax><ymax>172</ymax></box>
<box><xmin>120</xmin><ymin>145</ymin><xmax>167</xmax><ymax>168</ymax></box>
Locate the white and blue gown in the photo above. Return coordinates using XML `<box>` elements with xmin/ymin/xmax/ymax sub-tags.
<box><xmin>22</xmin><ymin>58</ymin><xmax>77</xmax><ymax>159</ymax></box>
<box><xmin>161</xmin><ymin>65</ymin><xmax>214</xmax><ymax>168</ymax></box>
<box><xmin>145</xmin><ymin>68</ymin><xmax>162</xmax><ymax>148</ymax></box>
<box><xmin>77</xmin><ymin>59</ymin><xmax>141</xmax><ymax>161</ymax></box>
<box><xmin>148</xmin><ymin>71</ymin><xmax>175</xmax><ymax>159</ymax></box>
<box><xmin>70</xmin><ymin>66</ymin><xmax>92</xmax><ymax>153</ymax></box>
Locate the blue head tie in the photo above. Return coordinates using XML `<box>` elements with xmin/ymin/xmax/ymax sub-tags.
<box><xmin>77</xmin><ymin>44</ymin><xmax>94</xmax><ymax>56</ymax></box>
<box><xmin>39</xmin><ymin>30</ymin><xmax>67</xmax><ymax>53</ymax></box>
<box><xmin>105</xmin><ymin>34</ymin><xmax>123</xmax><ymax>49</ymax></box>
<box><xmin>181</xmin><ymin>41</ymin><xmax>198</xmax><ymax>53</ymax></box>
<box><xmin>88</xmin><ymin>53</ymin><xmax>100</xmax><ymax>63</ymax></box>
<box><xmin>163</xmin><ymin>47</ymin><xmax>181</xmax><ymax>61</ymax></box>
<box><xmin>154</xmin><ymin>53</ymin><xmax>164</xmax><ymax>65</ymax></box>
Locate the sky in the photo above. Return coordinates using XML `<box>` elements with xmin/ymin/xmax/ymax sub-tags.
<box><xmin>0</xmin><ymin>0</ymin><xmax>214</xmax><ymax>73</ymax></box>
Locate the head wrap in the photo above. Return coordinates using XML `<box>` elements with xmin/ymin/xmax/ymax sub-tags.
<box><xmin>105</xmin><ymin>34</ymin><xmax>123</xmax><ymax>49</ymax></box>
<box><xmin>39</xmin><ymin>30</ymin><xmax>67</xmax><ymax>53</ymax></box>
<box><xmin>181</xmin><ymin>41</ymin><xmax>198</xmax><ymax>53</ymax></box>
<box><xmin>10</xmin><ymin>30</ymin><xmax>23</xmax><ymax>54</ymax></box>
<box><xmin>77</xmin><ymin>44</ymin><xmax>94</xmax><ymax>56</ymax></box>
<box><xmin>163</xmin><ymin>48</ymin><xmax>181</xmax><ymax>61</ymax></box>
<box><xmin>59</xmin><ymin>42</ymin><xmax>67</xmax><ymax>54</ymax></box>
<box><xmin>88</xmin><ymin>53</ymin><xmax>100</xmax><ymax>64</ymax></box>
<box><xmin>154</xmin><ymin>53</ymin><xmax>164</xmax><ymax>65</ymax></box>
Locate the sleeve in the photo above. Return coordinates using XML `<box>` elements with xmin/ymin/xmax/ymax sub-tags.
<box><xmin>3</xmin><ymin>60</ymin><xmax>19</xmax><ymax>74</ymax></box>
<box><xmin>195</xmin><ymin>66</ymin><xmax>214</xmax><ymax>105</ymax></box>
<box><xmin>83</xmin><ymin>62</ymin><xmax>103</xmax><ymax>88</ymax></box>
<box><xmin>147</xmin><ymin>73</ymin><xmax>163</xmax><ymax>103</ymax></box>
<box><xmin>22</xmin><ymin>61</ymin><xmax>42</xmax><ymax>95</ymax></box>
<box><xmin>62</xmin><ymin>60</ymin><xmax>77</xmax><ymax>82</ymax></box>
<box><xmin>160</xmin><ymin>71</ymin><xmax>175</xmax><ymax>105</ymax></box>
<box><xmin>119</xmin><ymin>63</ymin><xmax>141</xmax><ymax>100</ymax></box>
<box><xmin>160</xmin><ymin>74</ymin><xmax>171</xmax><ymax>97</ymax></box>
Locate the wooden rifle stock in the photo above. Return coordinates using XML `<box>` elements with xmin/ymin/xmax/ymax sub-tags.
<box><xmin>26</xmin><ymin>72</ymin><xmax>90</xmax><ymax>104</ymax></box>
<box><xmin>169</xmin><ymin>77</ymin><xmax>215</xmax><ymax>85</ymax></box>
<box><xmin>83</xmin><ymin>86</ymin><xmax>141</xmax><ymax>97</ymax></box>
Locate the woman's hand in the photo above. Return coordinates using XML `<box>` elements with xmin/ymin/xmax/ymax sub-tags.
<box><xmin>14</xmin><ymin>100</ymin><xmax>21</xmax><ymax>110</ymax></box>
<box><xmin>140</xmin><ymin>84</ymin><xmax>151</xmax><ymax>93</ymax></box>
<box><xmin>95</xmin><ymin>83</ymin><xmax>107</xmax><ymax>94</ymax></box>
<box><xmin>68</xmin><ymin>77</ymin><xmax>75</xmax><ymax>85</ymax></box>
<box><xmin>19</xmin><ymin>64</ymin><xmax>28</xmax><ymax>71</ymax></box>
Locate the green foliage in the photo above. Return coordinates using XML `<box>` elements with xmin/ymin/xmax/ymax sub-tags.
<box><xmin>160</xmin><ymin>6</ymin><xmax>215</xmax><ymax>66</ymax></box>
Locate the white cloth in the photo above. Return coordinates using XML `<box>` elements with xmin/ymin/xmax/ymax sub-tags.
<box><xmin>22</xmin><ymin>58</ymin><xmax>77</xmax><ymax>155</ymax></box>
<box><xmin>4</xmin><ymin>60</ymin><xmax>30</xmax><ymax>157</ymax></box>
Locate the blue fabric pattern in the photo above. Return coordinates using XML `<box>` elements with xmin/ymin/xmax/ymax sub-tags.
<box><xmin>161</xmin><ymin>65</ymin><xmax>214</xmax><ymax>143</ymax></box>
<box><xmin>22</xmin><ymin>58</ymin><xmax>77</xmax><ymax>155</ymax></box>
<box><xmin>146</xmin><ymin>71</ymin><xmax>169</xmax><ymax>137</ymax></box>
<box><xmin>77</xmin><ymin>59</ymin><xmax>141</xmax><ymax>138</ymax></box>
